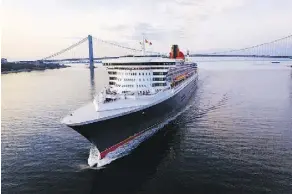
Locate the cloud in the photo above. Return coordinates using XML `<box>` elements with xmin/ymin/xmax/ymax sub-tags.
<box><xmin>1</xmin><ymin>0</ymin><xmax>292</xmax><ymax>60</ymax></box>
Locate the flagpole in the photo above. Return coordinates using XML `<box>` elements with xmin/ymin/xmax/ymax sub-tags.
<box><xmin>142</xmin><ymin>33</ymin><xmax>145</xmax><ymax>56</ymax></box>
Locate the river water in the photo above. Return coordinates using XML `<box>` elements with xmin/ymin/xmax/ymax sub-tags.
<box><xmin>2</xmin><ymin>58</ymin><xmax>292</xmax><ymax>193</ymax></box>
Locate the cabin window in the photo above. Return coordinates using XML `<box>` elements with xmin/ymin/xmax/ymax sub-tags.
<box><xmin>152</xmin><ymin>83</ymin><xmax>167</xmax><ymax>87</ymax></box>
<box><xmin>153</xmin><ymin>72</ymin><xmax>167</xmax><ymax>75</ymax></box>
<box><xmin>153</xmin><ymin>77</ymin><xmax>166</xmax><ymax>81</ymax></box>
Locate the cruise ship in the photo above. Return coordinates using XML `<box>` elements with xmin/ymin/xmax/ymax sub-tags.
<box><xmin>62</xmin><ymin>43</ymin><xmax>198</xmax><ymax>163</ymax></box>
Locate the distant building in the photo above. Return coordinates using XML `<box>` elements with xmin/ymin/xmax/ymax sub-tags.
<box><xmin>1</xmin><ymin>58</ymin><xmax>8</xmax><ymax>63</ymax></box>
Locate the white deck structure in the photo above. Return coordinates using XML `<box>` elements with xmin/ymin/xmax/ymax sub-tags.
<box><xmin>61</xmin><ymin>55</ymin><xmax>197</xmax><ymax>126</ymax></box>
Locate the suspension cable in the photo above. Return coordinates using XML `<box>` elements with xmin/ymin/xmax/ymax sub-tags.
<box><xmin>209</xmin><ymin>34</ymin><xmax>292</xmax><ymax>55</ymax></box>
<box><xmin>93</xmin><ymin>37</ymin><xmax>142</xmax><ymax>52</ymax></box>
<box><xmin>40</xmin><ymin>37</ymin><xmax>88</xmax><ymax>60</ymax></box>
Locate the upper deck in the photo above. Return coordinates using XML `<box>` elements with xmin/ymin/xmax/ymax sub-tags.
<box><xmin>102</xmin><ymin>56</ymin><xmax>183</xmax><ymax>66</ymax></box>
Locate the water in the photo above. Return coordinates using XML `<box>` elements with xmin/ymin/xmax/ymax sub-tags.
<box><xmin>2</xmin><ymin>60</ymin><xmax>292</xmax><ymax>194</ymax></box>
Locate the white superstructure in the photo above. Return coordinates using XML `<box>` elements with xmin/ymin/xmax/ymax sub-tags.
<box><xmin>105</xmin><ymin>57</ymin><xmax>181</xmax><ymax>95</ymax></box>
<box><xmin>62</xmin><ymin>55</ymin><xmax>197</xmax><ymax>126</ymax></box>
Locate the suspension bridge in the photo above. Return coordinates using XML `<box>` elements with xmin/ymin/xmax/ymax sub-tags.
<box><xmin>35</xmin><ymin>34</ymin><xmax>292</xmax><ymax>69</ymax></box>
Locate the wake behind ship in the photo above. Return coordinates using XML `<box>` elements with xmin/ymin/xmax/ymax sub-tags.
<box><xmin>62</xmin><ymin>44</ymin><xmax>198</xmax><ymax>165</ymax></box>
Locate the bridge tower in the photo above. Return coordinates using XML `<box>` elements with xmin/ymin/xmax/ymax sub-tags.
<box><xmin>88</xmin><ymin>35</ymin><xmax>94</xmax><ymax>69</ymax></box>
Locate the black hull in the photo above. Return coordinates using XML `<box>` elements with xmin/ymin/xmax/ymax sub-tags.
<box><xmin>71</xmin><ymin>76</ymin><xmax>198</xmax><ymax>157</ymax></box>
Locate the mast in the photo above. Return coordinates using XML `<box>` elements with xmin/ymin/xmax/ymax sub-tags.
<box><xmin>141</xmin><ymin>34</ymin><xmax>146</xmax><ymax>55</ymax></box>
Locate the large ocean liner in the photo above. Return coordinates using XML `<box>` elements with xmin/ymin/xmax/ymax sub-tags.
<box><xmin>62</xmin><ymin>41</ymin><xmax>198</xmax><ymax>161</ymax></box>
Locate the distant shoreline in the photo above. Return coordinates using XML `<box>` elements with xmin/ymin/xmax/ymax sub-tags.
<box><xmin>1</xmin><ymin>62</ymin><xmax>71</xmax><ymax>74</ymax></box>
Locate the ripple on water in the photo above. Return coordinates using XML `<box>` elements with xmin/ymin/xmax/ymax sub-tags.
<box><xmin>2</xmin><ymin>64</ymin><xmax>292</xmax><ymax>193</ymax></box>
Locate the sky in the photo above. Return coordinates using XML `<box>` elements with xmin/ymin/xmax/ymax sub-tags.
<box><xmin>1</xmin><ymin>0</ymin><xmax>292</xmax><ymax>60</ymax></box>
